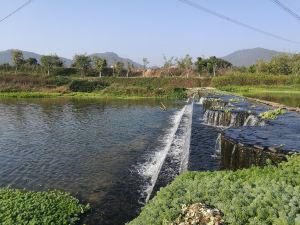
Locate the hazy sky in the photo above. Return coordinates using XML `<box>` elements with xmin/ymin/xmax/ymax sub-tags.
<box><xmin>1</xmin><ymin>0</ymin><xmax>300</xmax><ymax>65</ymax></box>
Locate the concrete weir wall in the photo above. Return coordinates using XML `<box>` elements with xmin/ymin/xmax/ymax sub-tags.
<box><xmin>200</xmin><ymin>94</ymin><xmax>300</xmax><ymax>170</ymax></box>
<box><xmin>220</xmin><ymin>135</ymin><xmax>287</xmax><ymax>170</ymax></box>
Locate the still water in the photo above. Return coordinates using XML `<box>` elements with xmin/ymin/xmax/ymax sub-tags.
<box><xmin>242</xmin><ymin>92</ymin><xmax>300</xmax><ymax>107</ymax></box>
<box><xmin>0</xmin><ymin>98</ymin><xmax>183</xmax><ymax>225</ymax></box>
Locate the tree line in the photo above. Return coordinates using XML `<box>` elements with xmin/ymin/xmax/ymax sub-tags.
<box><xmin>1</xmin><ymin>50</ymin><xmax>234</xmax><ymax>77</ymax></box>
<box><xmin>237</xmin><ymin>54</ymin><xmax>300</xmax><ymax>75</ymax></box>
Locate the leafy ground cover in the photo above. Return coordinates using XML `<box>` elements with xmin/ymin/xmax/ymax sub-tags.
<box><xmin>128</xmin><ymin>155</ymin><xmax>300</xmax><ymax>225</ymax></box>
<box><xmin>0</xmin><ymin>188</ymin><xmax>90</xmax><ymax>225</ymax></box>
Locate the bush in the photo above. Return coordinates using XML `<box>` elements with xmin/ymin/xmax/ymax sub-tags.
<box><xmin>69</xmin><ymin>79</ymin><xmax>109</xmax><ymax>92</ymax></box>
<box><xmin>128</xmin><ymin>156</ymin><xmax>300</xmax><ymax>225</ymax></box>
<box><xmin>0</xmin><ymin>189</ymin><xmax>90</xmax><ymax>225</ymax></box>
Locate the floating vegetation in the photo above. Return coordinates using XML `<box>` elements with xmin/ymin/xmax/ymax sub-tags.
<box><xmin>0</xmin><ymin>188</ymin><xmax>90</xmax><ymax>225</ymax></box>
<box><xmin>229</xmin><ymin>97</ymin><xmax>241</xmax><ymax>103</ymax></box>
<box><xmin>259</xmin><ymin>108</ymin><xmax>286</xmax><ymax>120</ymax></box>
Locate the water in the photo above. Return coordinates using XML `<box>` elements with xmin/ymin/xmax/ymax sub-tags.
<box><xmin>243</xmin><ymin>92</ymin><xmax>300</xmax><ymax>107</ymax></box>
<box><xmin>0</xmin><ymin>97</ymin><xmax>225</xmax><ymax>224</ymax></box>
<box><xmin>0</xmin><ymin>98</ymin><xmax>183</xmax><ymax>225</ymax></box>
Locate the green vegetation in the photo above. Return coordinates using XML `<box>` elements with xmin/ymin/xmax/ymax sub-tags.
<box><xmin>212</xmin><ymin>74</ymin><xmax>300</xmax><ymax>87</ymax></box>
<box><xmin>259</xmin><ymin>108</ymin><xmax>286</xmax><ymax>120</ymax></box>
<box><xmin>128</xmin><ymin>155</ymin><xmax>300</xmax><ymax>225</ymax></box>
<box><xmin>0</xmin><ymin>74</ymin><xmax>210</xmax><ymax>99</ymax></box>
<box><xmin>0</xmin><ymin>188</ymin><xmax>90</xmax><ymax>225</ymax></box>
<box><xmin>195</xmin><ymin>56</ymin><xmax>232</xmax><ymax>76</ymax></box>
<box><xmin>229</xmin><ymin>97</ymin><xmax>241</xmax><ymax>103</ymax></box>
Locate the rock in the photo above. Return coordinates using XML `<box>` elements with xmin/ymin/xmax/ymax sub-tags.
<box><xmin>171</xmin><ymin>203</ymin><xmax>224</xmax><ymax>225</ymax></box>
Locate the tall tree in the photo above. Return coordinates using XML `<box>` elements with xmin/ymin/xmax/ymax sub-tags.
<box><xmin>127</xmin><ymin>62</ymin><xmax>133</xmax><ymax>78</ymax></box>
<box><xmin>73</xmin><ymin>54</ymin><xmax>91</xmax><ymax>76</ymax></box>
<box><xmin>163</xmin><ymin>55</ymin><xmax>174</xmax><ymax>76</ymax></box>
<box><xmin>12</xmin><ymin>50</ymin><xmax>24</xmax><ymax>74</ymax></box>
<box><xmin>142</xmin><ymin>58</ymin><xmax>149</xmax><ymax>77</ymax></box>
<box><xmin>25</xmin><ymin>57</ymin><xmax>38</xmax><ymax>67</ymax></box>
<box><xmin>177</xmin><ymin>54</ymin><xmax>193</xmax><ymax>78</ymax></box>
<box><xmin>93</xmin><ymin>56</ymin><xmax>107</xmax><ymax>77</ymax></box>
<box><xmin>40</xmin><ymin>55</ymin><xmax>63</xmax><ymax>75</ymax></box>
<box><xmin>195</xmin><ymin>57</ymin><xmax>206</xmax><ymax>76</ymax></box>
<box><xmin>114</xmin><ymin>61</ymin><xmax>124</xmax><ymax>77</ymax></box>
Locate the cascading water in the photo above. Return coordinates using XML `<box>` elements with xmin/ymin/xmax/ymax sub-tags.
<box><xmin>179</xmin><ymin>102</ymin><xmax>193</xmax><ymax>173</ymax></box>
<box><xmin>139</xmin><ymin>101</ymin><xmax>194</xmax><ymax>202</ymax></box>
<box><xmin>243</xmin><ymin>115</ymin><xmax>265</xmax><ymax>126</ymax></box>
<box><xmin>199</xmin><ymin>97</ymin><xmax>206</xmax><ymax>105</ymax></box>
<box><xmin>214</xmin><ymin>133</ymin><xmax>222</xmax><ymax>155</ymax></box>
<box><xmin>229</xmin><ymin>144</ymin><xmax>237</xmax><ymax>168</ymax></box>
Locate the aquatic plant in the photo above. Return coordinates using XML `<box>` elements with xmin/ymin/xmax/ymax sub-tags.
<box><xmin>259</xmin><ymin>108</ymin><xmax>286</xmax><ymax>120</ymax></box>
<box><xmin>128</xmin><ymin>155</ymin><xmax>300</xmax><ymax>225</ymax></box>
<box><xmin>0</xmin><ymin>189</ymin><xmax>90</xmax><ymax>224</ymax></box>
<box><xmin>229</xmin><ymin>97</ymin><xmax>241</xmax><ymax>103</ymax></box>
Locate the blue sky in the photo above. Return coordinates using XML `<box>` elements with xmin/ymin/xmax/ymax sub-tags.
<box><xmin>1</xmin><ymin>0</ymin><xmax>300</xmax><ymax>65</ymax></box>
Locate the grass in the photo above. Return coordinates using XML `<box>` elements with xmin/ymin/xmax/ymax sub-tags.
<box><xmin>0</xmin><ymin>188</ymin><xmax>90</xmax><ymax>225</ymax></box>
<box><xmin>259</xmin><ymin>108</ymin><xmax>286</xmax><ymax>120</ymax></box>
<box><xmin>128</xmin><ymin>155</ymin><xmax>300</xmax><ymax>225</ymax></box>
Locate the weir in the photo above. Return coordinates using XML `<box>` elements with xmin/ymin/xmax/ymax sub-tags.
<box><xmin>140</xmin><ymin>92</ymin><xmax>300</xmax><ymax>204</ymax></box>
<box><xmin>140</xmin><ymin>101</ymin><xmax>194</xmax><ymax>202</ymax></box>
<box><xmin>201</xmin><ymin>94</ymin><xmax>300</xmax><ymax>169</ymax></box>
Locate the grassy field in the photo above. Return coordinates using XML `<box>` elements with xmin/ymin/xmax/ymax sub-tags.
<box><xmin>0</xmin><ymin>188</ymin><xmax>89</xmax><ymax>225</ymax></box>
<box><xmin>128</xmin><ymin>155</ymin><xmax>300</xmax><ymax>225</ymax></box>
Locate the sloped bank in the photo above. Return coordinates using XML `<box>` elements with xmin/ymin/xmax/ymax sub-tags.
<box><xmin>127</xmin><ymin>155</ymin><xmax>300</xmax><ymax>225</ymax></box>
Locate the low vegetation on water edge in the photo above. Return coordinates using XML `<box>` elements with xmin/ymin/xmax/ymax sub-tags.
<box><xmin>0</xmin><ymin>188</ymin><xmax>90</xmax><ymax>225</ymax></box>
<box><xmin>259</xmin><ymin>108</ymin><xmax>286</xmax><ymax>120</ymax></box>
<box><xmin>128</xmin><ymin>155</ymin><xmax>300</xmax><ymax>225</ymax></box>
<box><xmin>0</xmin><ymin>74</ymin><xmax>210</xmax><ymax>99</ymax></box>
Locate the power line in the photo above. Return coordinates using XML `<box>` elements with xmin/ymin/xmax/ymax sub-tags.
<box><xmin>269</xmin><ymin>0</ymin><xmax>300</xmax><ymax>21</ymax></box>
<box><xmin>177</xmin><ymin>0</ymin><xmax>300</xmax><ymax>45</ymax></box>
<box><xmin>0</xmin><ymin>0</ymin><xmax>33</xmax><ymax>24</ymax></box>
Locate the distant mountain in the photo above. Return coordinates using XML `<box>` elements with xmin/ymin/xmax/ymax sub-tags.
<box><xmin>89</xmin><ymin>52</ymin><xmax>142</xmax><ymax>68</ymax></box>
<box><xmin>0</xmin><ymin>50</ymin><xmax>142</xmax><ymax>68</ymax></box>
<box><xmin>0</xmin><ymin>49</ymin><xmax>72</xmax><ymax>66</ymax></box>
<box><xmin>222</xmin><ymin>47</ymin><xmax>285</xmax><ymax>67</ymax></box>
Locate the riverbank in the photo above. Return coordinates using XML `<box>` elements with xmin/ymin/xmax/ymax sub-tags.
<box><xmin>0</xmin><ymin>74</ymin><xmax>211</xmax><ymax>99</ymax></box>
<box><xmin>0</xmin><ymin>188</ymin><xmax>90</xmax><ymax>224</ymax></box>
<box><xmin>128</xmin><ymin>155</ymin><xmax>300</xmax><ymax>225</ymax></box>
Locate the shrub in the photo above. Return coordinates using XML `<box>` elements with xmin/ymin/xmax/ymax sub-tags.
<box><xmin>0</xmin><ymin>189</ymin><xmax>90</xmax><ymax>225</ymax></box>
<box><xmin>128</xmin><ymin>156</ymin><xmax>300</xmax><ymax>225</ymax></box>
<box><xmin>69</xmin><ymin>79</ymin><xmax>109</xmax><ymax>92</ymax></box>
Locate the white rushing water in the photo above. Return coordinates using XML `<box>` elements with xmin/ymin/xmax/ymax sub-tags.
<box><xmin>179</xmin><ymin>102</ymin><xmax>193</xmax><ymax>173</ymax></box>
<box><xmin>138</xmin><ymin>102</ymin><xmax>194</xmax><ymax>202</ymax></box>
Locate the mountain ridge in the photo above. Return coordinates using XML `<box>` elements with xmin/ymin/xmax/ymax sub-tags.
<box><xmin>222</xmin><ymin>47</ymin><xmax>285</xmax><ymax>67</ymax></box>
<box><xmin>0</xmin><ymin>49</ymin><xmax>142</xmax><ymax>68</ymax></box>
